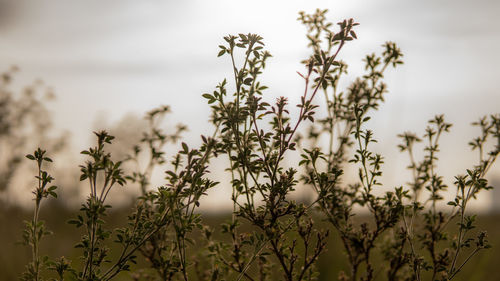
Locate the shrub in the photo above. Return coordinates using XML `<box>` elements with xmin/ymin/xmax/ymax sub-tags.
<box><xmin>20</xmin><ymin>9</ymin><xmax>499</xmax><ymax>281</ymax></box>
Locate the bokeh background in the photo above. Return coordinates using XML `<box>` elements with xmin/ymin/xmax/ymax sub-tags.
<box><xmin>1</xmin><ymin>0</ymin><xmax>500</xmax><ymax>280</ymax></box>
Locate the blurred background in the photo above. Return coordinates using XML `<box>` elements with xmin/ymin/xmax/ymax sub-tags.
<box><xmin>1</xmin><ymin>0</ymin><xmax>500</xmax><ymax>280</ymax></box>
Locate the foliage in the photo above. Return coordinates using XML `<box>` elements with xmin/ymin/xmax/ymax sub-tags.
<box><xmin>0</xmin><ymin>66</ymin><xmax>65</xmax><ymax>194</ymax></box>
<box><xmin>18</xmin><ymin>9</ymin><xmax>500</xmax><ymax>281</ymax></box>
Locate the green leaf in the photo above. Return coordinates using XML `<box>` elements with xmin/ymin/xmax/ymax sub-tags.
<box><xmin>243</xmin><ymin>78</ymin><xmax>253</xmax><ymax>85</ymax></box>
<box><xmin>182</xmin><ymin>142</ymin><xmax>189</xmax><ymax>153</ymax></box>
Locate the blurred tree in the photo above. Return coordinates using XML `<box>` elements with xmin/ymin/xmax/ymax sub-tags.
<box><xmin>0</xmin><ymin>66</ymin><xmax>65</xmax><ymax>195</ymax></box>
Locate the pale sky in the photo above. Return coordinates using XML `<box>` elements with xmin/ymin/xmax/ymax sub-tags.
<box><xmin>1</xmin><ymin>0</ymin><xmax>499</xmax><ymax>211</ymax></box>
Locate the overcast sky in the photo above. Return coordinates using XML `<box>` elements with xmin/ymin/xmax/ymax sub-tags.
<box><xmin>1</xmin><ymin>0</ymin><xmax>499</xmax><ymax>211</ymax></box>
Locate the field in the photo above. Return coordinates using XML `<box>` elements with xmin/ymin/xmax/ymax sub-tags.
<box><xmin>3</xmin><ymin>203</ymin><xmax>500</xmax><ymax>281</ymax></box>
